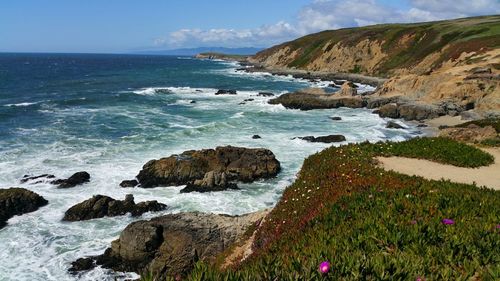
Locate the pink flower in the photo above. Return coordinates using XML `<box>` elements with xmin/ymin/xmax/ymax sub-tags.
<box><xmin>411</xmin><ymin>220</ymin><xmax>417</xmax><ymax>225</ymax></box>
<box><xmin>319</xmin><ymin>261</ymin><xmax>330</xmax><ymax>274</ymax></box>
<box><xmin>416</xmin><ymin>277</ymin><xmax>425</xmax><ymax>281</ymax></box>
<box><xmin>441</xmin><ymin>219</ymin><xmax>454</xmax><ymax>225</ymax></box>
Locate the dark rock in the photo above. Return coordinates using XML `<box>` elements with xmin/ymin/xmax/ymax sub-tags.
<box><xmin>51</xmin><ymin>172</ymin><xmax>90</xmax><ymax>188</ymax></box>
<box><xmin>180</xmin><ymin>171</ymin><xmax>239</xmax><ymax>193</ymax></box>
<box><xmin>269</xmin><ymin>92</ymin><xmax>366</xmax><ymax>110</ymax></box>
<box><xmin>372</xmin><ymin>109</ymin><xmax>380</xmax><ymax>114</ymax></box>
<box><xmin>190</xmin><ymin>100</ymin><xmax>196</xmax><ymax>104</ymax></box>
<box><xmin>0</xmin><ymin>188</ymin><xmax>48</xmax><ymax>229</ymax></box>
<box><xmin>252</xmin><ymin>135</ymin><xmax>262</xmax><ymax>139</ymax></box>
<box><xmin>70</xmin><ymin>211</ymin><xmax>267</xmax><ymax>279</ymax></box>
<box><xmin>386</xmin><ymin>121</ymin><xmax>405</xmax><ymax>129</ymax></box>
<box><xmin>244</xmin><ymin>98</ymin><xmax>254</xmax><ymax>102</ymax></box>
<box><xmin>69</xmin><ymin>258</ymin><xmax>95</xmax><ymax>273</ymax></box>
<box><xmin>120</xmin><ymin>180</ymin><xmax>139</xmax><ymax>188</ymax></box>
<box><xmin>136</xmin><ymin>146</ymin><xmax>280</xmax><ymax>188</ymax></box>
<box><xmin>398</xmin><ymin>103</ymin><xmax>444</xmax><ymax>121</ymax></box>
<box><xmin>378</xmin><ymin>103</ymin><xmax>399</xmax><ymax>118</ymax></box>
<box><xmin>298</xmin><ymin>135</ymin><xmax>346</xmax><ymax>143</ymax></box>
<box><xmin>20</xmin><ymin>174</ymin><xmax>56</xmax><ymax>184</ymax></box>
<box><xmin>328</xmin><ymin>83</ymin><xmax>340</xmax><ymax>88</ymax></box>
<box><xmin>63</xmin><ymin>194</ymin><xmax>167</xmax><ymax>221</ymax></box>
<box><xmin>438</xmin><ymin>125</ymin><xmax>450</xmax><ymax>130</ymax></box>
<box><xmin>257</xmin><ymin>92</ymin><xmax>274</xmax><ymax>97</ymax></box>
<box><xmin>329</xmin><ymin>117</ymin><xmax>342</xmax><ymax>121</ymax></box>
<box><xmin>215</xmin><ymin>89</ymin><xmax>237</xmax><ymax>95</ymax></box>
<box><xmin>417</xmin><ymin>124</ymin><xmax>428</xmax><ymax>128</ymax></box>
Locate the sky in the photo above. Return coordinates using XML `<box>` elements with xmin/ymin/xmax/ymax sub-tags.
<box><xmin>0</xmin><ymin>0</ymin><xmax>499</xmax><ymax>53</ymax></box>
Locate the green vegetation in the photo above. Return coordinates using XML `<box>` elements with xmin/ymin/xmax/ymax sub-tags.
<box><xmin>150</xmin><ymin>138</ymin><xmax>499</xmax><ymax>280</ymax></box>
<box><xmin>256</xmin><ymin>15</ymin><xmax>500</xmax><ymax>76</ymax></box>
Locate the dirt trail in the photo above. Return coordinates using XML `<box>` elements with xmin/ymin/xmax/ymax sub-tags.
<box><xmin>377</xmin><ymin>148</ymin><xmax>500</xmax><ymax>190</ymax></box>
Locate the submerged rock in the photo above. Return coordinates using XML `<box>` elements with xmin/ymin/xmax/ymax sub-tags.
<box><xmin>329</xmin><ymin>116</ymin><xmax>342</xmax><ymax>121</ymax></box>
<box><xmin>70</xmin><ymin>211</ymin><xmax>268</xmax><ymax>279</ymax></box>
<box><xmin>0</xmin><ymin>188</ymin><xmax>48</xmax><ymax>229</ymax></box>
<box><xmin>136</xmin><ymin>146</ymin><xmax>280</xmax><ymax>188</ymax></box>
<box><xmin>51</xmin><ymin>172</ymin><xmax>90</xmax><ymax>188</ymax></box>
<box><xmin>215</xmin><ymin>89</ymin><xmax>237</xmax><ymax>95</ymax></box>
<box><xmin>20</xmin><ymin>174</ymin><xmax>56</xmax><ymax>184</ymax></box>
<box><xmin>63</xmin><ymin>194</ymin><xmax>166</xmax><ymax>221</ymax></box>
<box><xmin>252</xmin><ymin>134</ymin><xmax>262</xmax><ymax>139</ymax></box>
<box><xmin>298</xmin><ymin>135</ymin><xmax>346</xmax><ymax>143</ymax></box>
<box><xmin>257</xmin><ymin>92</ymin><xmax>274</xmax><ymax>97</ymax></box>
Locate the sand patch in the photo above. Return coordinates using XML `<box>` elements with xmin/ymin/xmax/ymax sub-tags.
<box><xmin>377</xmin><ymin>148</ymin><xmax>500</xmax><ymax>190</ymax></box>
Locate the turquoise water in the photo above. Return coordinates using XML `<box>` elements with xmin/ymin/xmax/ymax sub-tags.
<box><xmin>0</xmin><ymin>53</ymin><xmax>421</xmax><ymax>280</ymax></box>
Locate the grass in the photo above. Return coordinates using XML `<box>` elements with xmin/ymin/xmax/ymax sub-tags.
<box><xmin>143</xmin><ymin>137</ymin><xmax>499</xmax><ymax>280</ymax></box>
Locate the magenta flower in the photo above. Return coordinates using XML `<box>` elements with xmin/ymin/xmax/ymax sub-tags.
<box><xmin>411</xmin><ymin>220</ymin><xmax>417</xmax><ymax>225</ymax></box>
<box><xmin>416</xmin><ymin>277</ymin><xmax>425</xmax><ymax>281</ymax></box>
<box><xmin>496</xmin><ymin>224</ymin><xmax>500</xmax><ymax>229</ymax></box>
<box><xmin>319</xmin><ymin>261</ymin><xmax>330</xmax><ymax>274</ymax></box>
<box><xmin>441</xmin><ymin>219</ymin><xmax>455</xmax><ymax>225</ymax></box>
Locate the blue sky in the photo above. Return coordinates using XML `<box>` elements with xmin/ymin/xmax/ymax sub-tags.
<box><xmin>0</xmin><ymin>0</ymin><xmax>498</xmax><ymax>53</ymax></box>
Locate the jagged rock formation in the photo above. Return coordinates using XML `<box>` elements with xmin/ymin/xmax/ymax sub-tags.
<box><xmin>63</xmin><ymin>194</ymin><xmax>167</xmax><ymax>221</ymax></box>
<box><xmin>69</xmin><ymin>211</ymin><xmax>268</xmax><ymax>279</ymax></box>
<box><xmin>135</xmin><ymin>146</ymin><xmax>280</xmax><ymax>190</ymax></box>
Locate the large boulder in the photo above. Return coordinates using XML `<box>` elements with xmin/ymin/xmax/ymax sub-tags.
<box><xmin>136</xmin><ymin>146</ymin><xmax>280</xmax><ymax>188</ymax></box>
<box><xmin>51</xmin><ymin>172</ymin><xmax>90</xmax><ymax>188</ymax></box>
<box><xmin>70</xmin><ymin>211</ymin><xmax>268</xmax><ymax>279</ymax></box>
<box><xmin>63</xmin><ymin>194</ymin><xmax>167</xmax><ymax>221</ymax></box>
<box><xmin>0</xmin><ymin>188</ymin><xmax>48</xmax><ymax>229</ymax></box>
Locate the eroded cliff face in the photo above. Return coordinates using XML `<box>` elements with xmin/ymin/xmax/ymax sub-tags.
<box><xmin>377</xmin><ymin>49</ymin><xmax>500</xmax><ymax>111</ymax></box>
<box><xmin>250</xmin><ymin>16</ymin><xmax>500</xmax><ymax>112</ymax></box>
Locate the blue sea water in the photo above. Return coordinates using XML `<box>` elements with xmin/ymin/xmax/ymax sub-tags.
<box><xmin>0</xmin><ymin>53</ymin><xmax>422</xmax><ymax>280</ymax></box>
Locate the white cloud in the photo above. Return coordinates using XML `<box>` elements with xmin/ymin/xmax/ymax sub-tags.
<box><xmin>156</xmin><ymin>0</ymin><xmax>500</xmax><ymax>48</ymax></box>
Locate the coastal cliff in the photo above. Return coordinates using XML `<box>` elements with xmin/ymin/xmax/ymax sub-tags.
<box><xmin>249</xmin><ymin>16</ymin><xmax>500</xmax><ymax>113</ymax></box>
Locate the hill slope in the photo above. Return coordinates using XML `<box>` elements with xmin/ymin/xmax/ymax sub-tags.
<box><xmin>250</xmin><ymin>16</ymin><xmax>500</xmax><ymax>112</ymax></box>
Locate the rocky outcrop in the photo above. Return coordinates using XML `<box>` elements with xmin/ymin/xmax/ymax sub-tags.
<box><xmin>338</xmin><ymin>81</ymin><xmax>358</xmax><ymax>96</ymax></box>
<box><xmin>70</xmin><ymin>211</ymin><xmax>268</xmax><ymax>279</ymax></box>
<box><xmin>136</xmin><ymin>146</ymin><xmax>280</xmax><ymax>188</ymax></box>
<box><xmin>378</xmin><ymin>102</ymin><xmax>445</xmax><ymax>121</ymax></box>
<box><xmin>215</xmin><ymin>89</ymin><xmax>237</xmax><ymax>95</ymax></box>
<box><xmin>297</xmin><ymin>135</ymin><xmax>346</xmax><ymax>143</ymax></box>
<box><xmin>268</xmin><ymin>91</ymin><xmax>366</xmax><ymax>110</ymax></box>
<box><xmin>439</xmin><ymin>124</ymin><xmax>498</xmax><ymax>143</ymax></box>
<box><xmin>51</xmin><ymin>172</ymin><xmax>90</xmax><ymax>188</ymax></box>
<box><xmin>0</xmin><ymin>188</ymin><xmax>48</xmax><ymax>229</ymax></box>
<box><xmin>63</xmin><ymin>194</ymin><xmax>167</xmax><ymax>221</ymax></box>
<box><xmin>180</xmin><ymin>171</ymin><xmax>238</xmax><ymax>193</ymax></box>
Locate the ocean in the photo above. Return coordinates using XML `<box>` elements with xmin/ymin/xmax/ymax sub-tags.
<box><xmin>0</xmin><ymin>53</ymin><xmax>421</xmax><ymax>280</ymax></box>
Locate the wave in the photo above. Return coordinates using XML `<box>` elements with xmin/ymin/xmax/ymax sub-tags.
<box><xmin>3</xmin><ymin>102</ymin><xmax>39</xmax><ymax>107</ymax></box>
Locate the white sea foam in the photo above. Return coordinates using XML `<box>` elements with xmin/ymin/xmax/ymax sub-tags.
<box><xmin>3</xmin><ymin>102</ymin><xmax>39</xmax><ymax>107</ymax></box>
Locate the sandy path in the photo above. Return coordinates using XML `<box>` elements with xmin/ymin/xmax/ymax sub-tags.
<box><xmin>377</xmin><ymin>148</ymin><xmax>500</xmax><ymax>190</ymax></box>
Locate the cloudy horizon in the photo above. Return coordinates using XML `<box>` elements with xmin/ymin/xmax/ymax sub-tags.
<box><xmin>1</xmin><ymin>0</ymin><xmax>499</xmax><ymax>53</ymax></box>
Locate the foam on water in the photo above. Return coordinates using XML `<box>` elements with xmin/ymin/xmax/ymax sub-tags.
<box><xmin>0</xmin><ymin>56</ymin><xmax>424</xmax><ymax>281</ymax></box>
